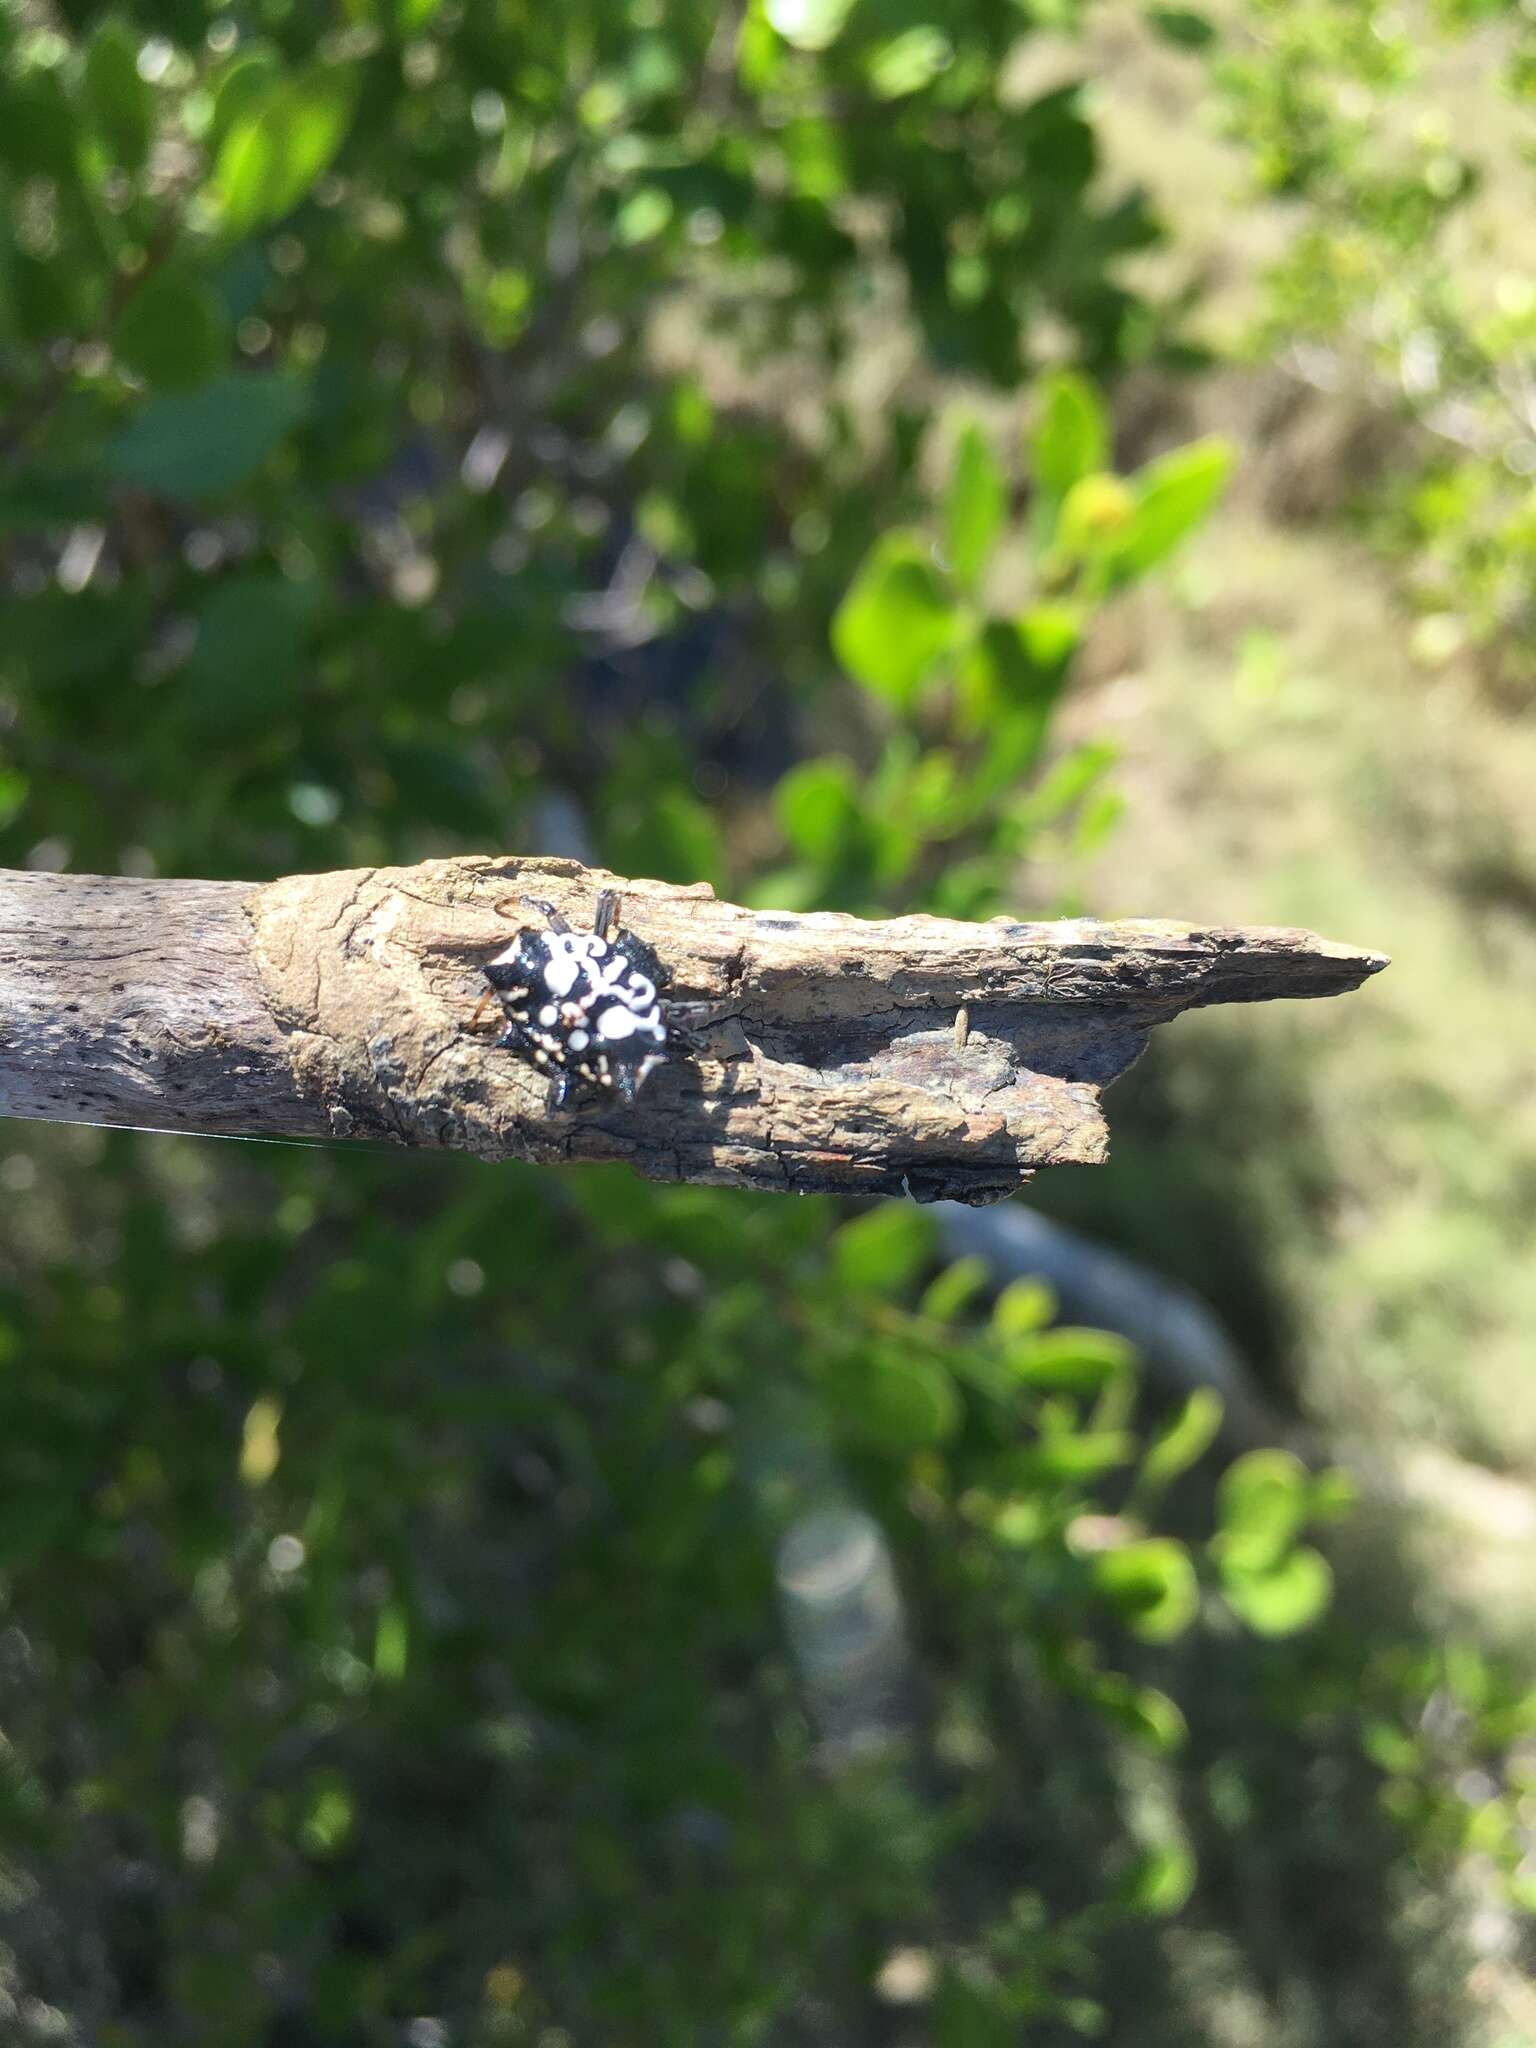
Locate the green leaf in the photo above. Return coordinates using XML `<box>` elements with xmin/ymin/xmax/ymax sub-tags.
<box><xmin>373</xmin><ymin>1601</ymin><xmax>410</xmax><ymax>1682</ymax></box>
<box><xmin>0</xmin><ymin>71</ymin><xmax>77</xmax><ymax>181</ymax></box>
<box><xmin>831</xmin><ymin>530</ymin><xmax>957</xmax><ymax>710</ymax></box>
<box><xmin>990</xmin><ymin>1277</ymin><xmax>1055</xmax><ymax>1337</ymax></box>
<box><xmin>213</xmin><ymin>242</ymin><xmax>273</xmax><ymax>326</ymax></box>
<box><xmin>104</xmin><ymin>372</ymin><xmax>309</xmax><ymax>499</ymax></box>
<box><xmin>1031</xmin><ymin>371</ymin><xmax>1109</xmax><ymax>506</ymax></box>
<box><xmin>1011</xmin><ymin>737</ymin><xmax>1119</xmax><ymax>833</ymax></box>
<box><xmin>0</xmin><ymin>769</ymin><xmax>29</xmax><ymax>830</ymax></box>
<box><xmin>1213</xmin><ymin>1447</ymin><xmax>1309</xmax><ymax>1571</ymax></box>
<box><xmin>1116</xmin><ymin>1840</ymin><xmax>1196</xmax><ymax>1914</ymax></box>
<box><xmin>765</xmin><ymin>0</ymin><xmax>856</xmax><ymax>51</ymax></box>
<box><xmin>897</xmin><ymin>746</ymin><xmax>963</xmax><ymax>836</ymax></box>
<box><xmin>1362</xmin><ymin>1719</ymin><xmax>1419</xmax><ymax>1776</ymax></box>
<box><xmin>944</xmin><ymin>421</ymin><xmax>1007</xmax><ymax>593</ymax></box>
<box><xmin>827</xmin><ymin>1349</ymin><xmax>960</xmax><ymax>1451</ymax></box>
<box><xmin>614</xmin><ymin>186</ymin><xmax>675</xmax><ymax>246</ymax></box>
<box><xmin>934</xmin><ymin>1969</ymin><xmax>1015</xmax><ymax>2048</ymax></box>
<box><xmin>83</xmin><ymin>19</ymin><xmax>153</xmax><ymax>175</ymax></box>
<box><xmin>775</xmin><ymin>755</ymin><xmax>860</xmax><ymax>865</ymax></box>
<box><xmin>1091</xmin><ymin>1673</ymin><xmax>1187</xmax><ymax>1753</ymax></box>
<box><xmin>300</xmin><ymin>1772</ymin><xmax>355</xmax><ymax>1858</ymax></box>
<box><xmin>1220</xmin><ymin>1546</ymin><xmax>1333</xmax><ymax>1637</ymax></box>
<box><xmin>866</xmin><ymin>27</ymin><xmax>953</xmax><ymax>100</ymax></box>
<box><xmin>206</xmin><ymin>47</ymin><xmax>283</xmax><ymax>155</ymax></box>
<box><xmin>1055</xmin><ymin>472</ymin><xmax>1137</xmax><ymax>560</ymax></box>
<box><xmin>832</xmin><ymin>1205</ymin><xmax>935</xmax><ymax>1296</ymax></box>
<box><xmin>1112</xmin><ymin>436</ymin><xmax>1234</xmax><ymax>578</ymax></box>
<box><xmin>919</xmin><ymin>1255</ymin><xmax>990</xmax><ymax>1324</ymax></box>
<box><xmin>1308</xmin><ymin>1466</ymin><xmax>1360</xmax><ymax>1522</ymax></box>
<box><xmin>114</xmin><ymin>272</ymin><xmax>228</xmax><ymax>390</ymax></box>
<box><xmin>1010</xmin><ymin>1431</ymin><xmax>1136</xmax><ymax>1484</ymax></box>
<box><xmin>1138</xmin><ymin>1387</ymin><xmax>1223</xmax><ymax>1493</ymax></box>
<box><xmin>743</xmin><ymin>865</ymin><xmax>823</xmax><ymax>913</ymax></box>
<box><xmin>1004</xmin><ymin>1326</ymin><xmax>1135</xmax><ymax>1393</ymax></box>
<box><xmin>974</xmin><ymin>606</ymin><xmax>1081</xmax><ymax>696</ymax></box>
<box><xmin>1016</xmin><ymin>604</ymin><xmax>1082</xmax><ymax>669</ymax></box>
<box><xmin>210</xmin><ymin>64</ymin><xmax>359</xmax><ymax>236</ymax></box>
<box><xmin>1092</xmin><ymin>1538</ymin><xmax>1200</xmax><ymax>1642</ymax></box>
<box><xmin>1071</xmin><ymin>785</ymin><xmax>1125</xmax><ymax>858</ymax></box>
<box><xmin>988</xmin><ymin>1496</ymin><xmax>1045</xmax><ymax>1546</ymax></box>
<box><xmin>1148</xmin><ymin>7</ymin><xmax>1216</xmax><ymax>48</ymax></box>
<box><xmin>178</xmin><ymin>572</ymin><xmax>316</xmax><ymax>736</ymax></box>
<box><xmin>0</xmin><ymin>469</ymin><xmax>100</xmax><ymax>529</ymax></box>
<box><xmin>956</xmin><ymin>613</ymin><xmax>1077</xmax><ymax>776</ymax></box>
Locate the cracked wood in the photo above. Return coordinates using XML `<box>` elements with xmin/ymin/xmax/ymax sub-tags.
<box><xmin>0</xmin><ymin>858</ymin><xmax>1387</xmax><ymax>1204</ymax></box>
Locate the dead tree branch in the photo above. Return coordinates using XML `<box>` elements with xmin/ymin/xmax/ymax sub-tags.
<box><xmin>0</xmin><ymin>858</ymin><xmax>1387</xmax><ymax>1203</ymax></box>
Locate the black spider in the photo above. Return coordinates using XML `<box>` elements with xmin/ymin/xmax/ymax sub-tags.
<box><xmin>477</xmin><ymin>890</ymin><xmax>674</xmax><ymax>1110</ymax></box>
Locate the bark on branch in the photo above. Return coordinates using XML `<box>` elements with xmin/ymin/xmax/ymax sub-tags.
<box><xmin>0</xmin><ymin>858</ymin><xmax>1386</xmax><ymax>1204</ymax></box>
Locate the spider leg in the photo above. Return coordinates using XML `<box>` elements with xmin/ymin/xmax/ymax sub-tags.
<box><xmin>524</xmin><ymin>895</ymin><xmax>571</xmax><ymax>934</ymax></box>
<box><xmin>614</xmin><ymin>1050</ymin><xmax>669</xmax><ymax>1102</ymax></box>
<box><xmin>467</xmin><ymin>989</ymin><xmax>500</xmax><ymax>1033</ymax></box>
<box><xmin>550</xmin><ymin>1067</ymin><xmax>574</xmax><ymax>1111</ymax></box>
<box><xmin>492</xmin><ymin>892</ymin><xmax>571</xmax><ymax>934</ymax></box>
<box><xmin>664</xmin><ymin>1000</ymin><xmax>736</xmax><ymax>1056</ymax></box>
<box><xmin>666</xmin><ymin>1000</ymin><xmax>731</xmax><ymax>1024</ymax></box>
<box><xmin>593</xmin><ymin>888</ymin><xmax>621</xmax><ymax>939</ymax></box>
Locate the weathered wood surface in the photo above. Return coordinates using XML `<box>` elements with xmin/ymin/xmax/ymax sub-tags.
<box><xmin>0</xmin><ymin>858</ymin><xmax>1387</xmax><ymax>1203</ymax></box>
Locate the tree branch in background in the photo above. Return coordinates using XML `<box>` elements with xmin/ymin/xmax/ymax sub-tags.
<box><xmin>0</xmin><ymin>858</ymin><xmax>1387</xmax><ymax>1204</ymax></box>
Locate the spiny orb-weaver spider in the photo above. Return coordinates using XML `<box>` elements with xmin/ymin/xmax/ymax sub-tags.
<box><xmin>478</xmin><ymin>889</ymin><xmax>674</xmax><ymax>1110</ymax></box>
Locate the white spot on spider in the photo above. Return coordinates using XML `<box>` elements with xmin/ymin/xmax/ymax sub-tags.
<box><xmin>539</xmin><ymin>1005</ymin><xmax>557</xmax><ymax>1026</ymax></box>
<box><xmin>569</xmin><ymin>1029</ymin><xmax>589</xmax><ymax>1050</ymax></box>
<box><xmin>542</xmin><ymin>935</ymin><xmax>586</xmax><ymax>997</ymax></box>
<box><xmin>595</xmin><ymin>1005</ymin><xmax>639</xmax><ymax>1041</ymax></box>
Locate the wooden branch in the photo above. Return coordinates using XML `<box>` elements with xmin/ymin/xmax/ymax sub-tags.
<box><xmin>0</xmin><ymin>858</ymin><xmax>1387</xmax><ymax>1204</ymax></box>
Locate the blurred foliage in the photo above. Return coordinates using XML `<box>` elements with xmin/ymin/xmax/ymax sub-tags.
<box><xmin>773</xmin><ymin>373</ymin><xmax>1231</xmax><ymax>913</ymax></box>
<box><xmin>0</xmin><ymin>0</ymin><xmax>1188</xmax><ymax>883</ymax></box>
<box><xmin>1214</xmin><ymin>0</ymin><xmax>1536</xmax><ymax>693</ymax></box>
<box><xmin>0</xmin><ymin>0</ymin><xmax>1530</xmax><ymax>2042</ymax></box>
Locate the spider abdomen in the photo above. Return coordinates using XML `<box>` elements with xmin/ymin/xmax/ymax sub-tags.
<box><xmin>483</xmin><ymin>920</ymin><xmax>670</xmax><ymax>1107</ymax></box>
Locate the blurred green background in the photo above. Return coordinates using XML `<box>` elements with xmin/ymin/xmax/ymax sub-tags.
<box><xmin>3</xmin><ymin>0</ymin><xmax>1536</xmax><ymax>2041</ymax></box>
